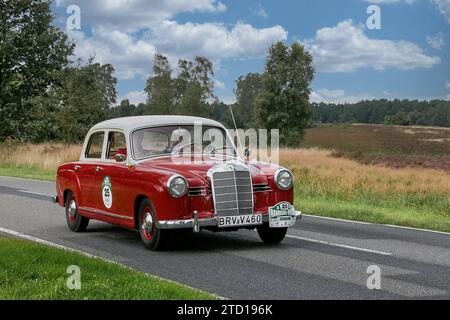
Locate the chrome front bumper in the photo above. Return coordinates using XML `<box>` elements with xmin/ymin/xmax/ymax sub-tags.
<box><xmin>156</xmin><ymin>211</ymin><xmax>303</xmax><ymax>231</ymax></box>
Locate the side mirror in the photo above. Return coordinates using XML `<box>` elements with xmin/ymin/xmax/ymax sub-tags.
<box><xmin>115</xmin><ymin>153</ymin><xmax>127</xmax><ymax>163</ymax></box>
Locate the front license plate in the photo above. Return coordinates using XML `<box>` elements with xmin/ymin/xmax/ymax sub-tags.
<box><xmin>269</xmin><ymin>202</ymin><xmax>296</xmax><ymax>228</ymax></box>
<box><xmin>218</xmin><ymin>214</ymin><xmax>263</xmax><ymax>228</ymax></box>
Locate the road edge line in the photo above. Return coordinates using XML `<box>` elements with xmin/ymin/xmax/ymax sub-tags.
<box><xmin>303</xmin><ymin>214</ymin><xmax>450</xmax><ymax>236</ymax></box>
<box><xmin>286</xmin><ymin>234</ymin><xmax>393</xmax><ymax>256</ymax></box>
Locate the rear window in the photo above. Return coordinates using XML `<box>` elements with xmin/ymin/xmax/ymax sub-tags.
<box><xmin>85</xmin><ymin>132</ymin><xmax>105</xmax><ymax>159</ymax></box>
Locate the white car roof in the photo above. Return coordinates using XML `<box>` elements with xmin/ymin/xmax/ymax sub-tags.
<box><xmin>90</xmin><ymin>116</ymin><xmax>226</xmax><ymax>134</ymax></box>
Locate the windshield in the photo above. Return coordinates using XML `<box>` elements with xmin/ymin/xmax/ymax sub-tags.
<box><xmin>131</xmin><ymin>125</ymin><xmax>237</xmax><ymax>160</ymax></box>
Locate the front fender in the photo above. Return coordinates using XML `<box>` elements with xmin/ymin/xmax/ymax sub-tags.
<box><xmin>124</xmin><ymin>169</ymin><xmax>191</xmax><ymax>221</ymax></box>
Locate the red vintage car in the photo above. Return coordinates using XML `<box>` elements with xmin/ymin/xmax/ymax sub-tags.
<box><xmin>53</xmin><ymin>116</ymin><xmax>302</xmax><ymax>250</ymax></box>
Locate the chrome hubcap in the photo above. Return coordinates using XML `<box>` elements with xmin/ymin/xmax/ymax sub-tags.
<box><xmin>143</xmin><ymin>212</ymin><xmax>153</xmax><ymax>234</ymax></box>
<box><xmin>68</xmin><ymin>200</ymin><xmax>77</xmax><ymax>217</ymax></box>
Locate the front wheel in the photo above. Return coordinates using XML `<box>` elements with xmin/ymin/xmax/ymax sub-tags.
<box><xmin>65</xmin><ymin>191</ymin><xmax>89</xmax><ymax>232</ymax></box>
<box><xmin>257</xmin><ymin>224</ymin><xmax>287</xmax><ymax>244</ymax></box>
<box><xmin>138</xmin><ymin>198</ymin><xmax>168</xmax><ymax>251</ymax></box>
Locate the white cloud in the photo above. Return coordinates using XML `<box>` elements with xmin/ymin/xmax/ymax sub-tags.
<box><xmin>446</xmin><ymin>81</ymin><xmax>450</xmax><ymax>89</ymax></box>
<box><xmin>56</xmin><ymin>0</ymin><xmax>226</xmax><ymax>32</ymax></box>
<box><xmin>69</xmin><ymin>21</ymin><xmax>286</xmax><ymax>80</ymax></box>
<box><xmin>58</xmin><ymin>0</ymin><xmax>287</xmax><ymax>81</ymax></box>
<box><xmin>119</xmin><ymin>90</ymin><xmax>147</xmax><ymax>105</ymax></box>
<box><xmin>68</xmin><ymin>28</ymin><xmax>157</xmax><ymax>79</ymax></box>
<box><xmin>432</xmin><ymin>0</ymin><xmax>450</xmax><ymax>24</ymax></box>
<box><xmin>427</xmin><ymin>32</ymin><xmax>445</xmax><ymax>49</ymax></box>
<box><xmin>221</xmin><ymin>94</ymin><xmax>236</xmax><ymax>105</ymax></box>
<box><xmin>149</xmin><ymin>21</ymin><xmax>287</xmax><ymax>60</ymax></box>
<box><xmin>256</xmin><ymin>3</ymin><xmax>268</xmax><ymax>18</ymax></box>
<box><xmin>310</xmin><ymin>88</ymin><xmax>376</xmax><ymax>104</ymax></box>
<box><xmin>303</xmin><ymin>20</ymin><xmax>441</xmax><ymax>72</ymax></box>
<box><xmin>215</xmin><ymin>80</ymin><xmax>226</xmax><ymax>89</ymax></box>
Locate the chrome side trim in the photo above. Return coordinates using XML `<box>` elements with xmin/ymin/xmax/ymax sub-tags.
<box><xmin>80</xmin><ymin>207</ymin><xmax>133</xmax><ymax>221</ymax></box>
<box><xmin>188</xmin><ymin>187</ymin><xmax>210</xmax><ymax>197</ymax></box>
<box><xmin>253</xmin><ymin>184</ymin><xmax>272</xmax><ymax>193</ymax></box>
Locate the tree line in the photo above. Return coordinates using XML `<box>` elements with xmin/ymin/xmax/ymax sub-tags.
<box><xmin>1</xmin><ymin>0</ymin><xmax>118</xmax><ymax>143</ymax></box>
<box><xmin>112</xmin><ymin>42</ymin><xmax>314</xmax><ymax>147</ymax></box>
<box><xmin>311</xmin><ymin>100</ymin><xmax>450</xmax><ymax>127</ymax></box>
<box><xmin>113</xmin><ymin>42</ymin><xmax>315</xmax><ymax>147</ymax></box>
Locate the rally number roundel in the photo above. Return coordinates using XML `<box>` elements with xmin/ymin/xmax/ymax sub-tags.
<box><xmin>102</xmin><ymin>176</ymin><xmax>113</xmax><ymax>209</ymax></box>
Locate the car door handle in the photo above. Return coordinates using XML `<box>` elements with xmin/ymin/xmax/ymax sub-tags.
<box><xmin>74</xmin><ymin>165</ymin><xmax>81</xmax><ymax>171</ymax></box>
<box><xmin>96</xmin><ymin>166</ymin><xmax>104</xmax><ymax>172</ymax></box>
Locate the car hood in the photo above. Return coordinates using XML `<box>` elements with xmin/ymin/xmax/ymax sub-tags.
<box><xmin>137</xmin><ymin>155</ymin><xmax>280</xmax><ymax>186</ymax></box>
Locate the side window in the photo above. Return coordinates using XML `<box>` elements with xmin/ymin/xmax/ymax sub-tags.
<box><xmin>107</xmin><ymin>131</ymin><xmax>127</xmax><ymax>160</ymax></box>
<box><xmin>85</xmin><ymin>132</ymin><xmax>105</xmax><ymax>159</ymax></box>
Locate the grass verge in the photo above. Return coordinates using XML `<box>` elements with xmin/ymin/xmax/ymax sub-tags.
<box><xmin>0</xmin><ymin>143</ymin><xmax>80</xmax><ymax>181</ymax></box>
<box><xmin>297</xmin><ymin>197</ymin><xmax>450</xmax><ymax>233</ymax></box>
<box><xmin>0</xmin><ymin>164</ymin><xmax>56</xmax><ymax>181</ymax></box>
<box><xmin>0</xmin><ymin>237</ymin><xmax>215</xmax><ymax>300</ymax></box>
<box><xmin>283</xmin><ymin>148</ymin><xmax>449</xmax><ymax>233</ymax></box>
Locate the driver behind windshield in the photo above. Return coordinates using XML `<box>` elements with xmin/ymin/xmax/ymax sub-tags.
<box><xmin>132</xmin><ymin>126</ymin><xmax>236</xmax><ymax>159</ymax></box>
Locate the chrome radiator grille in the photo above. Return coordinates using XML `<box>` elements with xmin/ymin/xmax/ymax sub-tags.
<box><xmin>211</xmin><ymin>169</ymin><xmax>253</xmax><ymax>216</ymax></box>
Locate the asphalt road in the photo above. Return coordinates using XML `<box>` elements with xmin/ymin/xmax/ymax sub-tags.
<box><xmin>0</xmin><ymin>176</ymin><xmax>449</xmax><ymax>299</ymax></box>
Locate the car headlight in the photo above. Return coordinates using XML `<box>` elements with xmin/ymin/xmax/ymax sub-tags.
<box><xmin>167</xmin><ymin>175</ymin><xmax>189</xmax><ymax>198</ymax></box>
<box><xmin>275</xmin><ymin>169</ymin><xmax>293</xmax><ymax>190</ymax></box>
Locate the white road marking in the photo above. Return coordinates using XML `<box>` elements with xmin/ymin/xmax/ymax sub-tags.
<box><xmin>0</xmin><ymin>226</ymin><xmax>226</xmax><ymax>300</ymax></box>
<box><xmin>286</xmin><ymin>234</ymin><xmax>393</xmax><ymax>256</ymax></box>
<box><xmin>381</xmin><ymin>224</ymin><xmax>450</xmax><ymax>236</ymax></box>
<box><xmin>18</xmin><ymin>190</ymin><xmax>52</xmax><ymax>197</ymax></box>
<box><xmin>303</xmin><ymin>214</ymin><xmax>450</xmax><ymax>236</ymax></box>
<box><xmin>303</xmin><ymin>214</ymin><xmax>371</xmax><ymax>225</ymax></box>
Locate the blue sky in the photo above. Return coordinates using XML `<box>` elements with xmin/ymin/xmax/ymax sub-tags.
<box><xmin>52</xmin><ymin>0</ymin><xmax>450</xmax><ymax>104</ymax></box>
